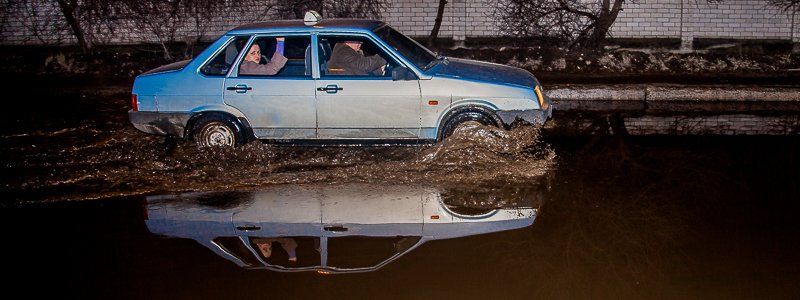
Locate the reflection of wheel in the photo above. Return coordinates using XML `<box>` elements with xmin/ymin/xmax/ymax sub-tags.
<box><xmin>192</xmin><ymin>114</ymin><xmax>244</xmax><ymax>147</ymax></box>
<box><xmin>443</xmin><ymin>203</ymin><xmax>496</xmax><ymax>217</ymax></box>
<box><xmin>439</xmin><ymin>111</ymin><xmax>498</xmax><ymax>141</ymax></box>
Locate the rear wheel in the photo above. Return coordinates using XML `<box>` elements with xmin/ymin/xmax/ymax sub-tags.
<box><xmin>439</xmin><ymin>111</ymin><xmax>498</xmax><ymax>141</ymax></box>
<box><xmin>192</xmin><ymin>115</ymin><xmax>243</xmax><ymax>147</ymax></box>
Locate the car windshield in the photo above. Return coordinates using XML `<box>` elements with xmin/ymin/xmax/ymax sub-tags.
<box><xmin>374</xmin><ymin>26</ymin><xmax>438</xmax><ymax>71</ymax></box>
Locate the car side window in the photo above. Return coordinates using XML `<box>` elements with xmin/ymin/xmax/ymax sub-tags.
<box><xmin>248</xmin><ymin>236</ymin><xmax>321</xmax><ymax>268</ymax></box>
<box><xmin>319</xmin><ymin>36</ymin><xmax>398</xmax><ymax>78</ymax></box>
<box><xmin>212</xmin><ymin>237</ymin><xmax>262</xmax><ymax>267</ymax></box>
<box><xmin>201</xmin><ymin>36</ymin><xmax>249</xmax><ymax>76</ymax></box>
<box><xmin>327</xmin><ymin>236</ymin><xmax>421</xmax><ymax>269</ymax></box>
<box><xmin>237</xmin><ymin>36</ymin><xmax>311</xmax><ymax>78</ymax></box>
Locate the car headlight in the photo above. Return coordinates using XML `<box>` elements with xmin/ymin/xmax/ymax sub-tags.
<box><xmin>534</xmin><ymin>85</ymin><xmax>548</xmax><ymax>110</ymax></box>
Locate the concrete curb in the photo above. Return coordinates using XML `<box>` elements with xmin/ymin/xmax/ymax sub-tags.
<box><xmin>546</xmin><ymin>85</ymin><xmax>800</xmax><ymax>113</ymax></box>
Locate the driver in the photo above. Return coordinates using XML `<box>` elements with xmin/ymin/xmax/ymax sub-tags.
<box><xmin>327</xmin><ymin>40</ymin><xmax>386</xmax><ymax>76</ymax></box>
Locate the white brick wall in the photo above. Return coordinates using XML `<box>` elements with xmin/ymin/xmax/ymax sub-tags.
<box><xmin>0</xmin><ymin>0</ymin><xmax>797</xmax><ymax>46</ymax></box>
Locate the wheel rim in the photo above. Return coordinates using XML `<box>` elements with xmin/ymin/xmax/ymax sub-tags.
<box><xmin>200</xmin><ymin>122</ymin><xmax>235</xmax><ymax>147</ymax></box>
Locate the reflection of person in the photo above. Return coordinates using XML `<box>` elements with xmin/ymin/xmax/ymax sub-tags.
<box><xmin>327</xmin><ymin>40</ymin><xmax>386</xmax><ymax>76</ymax></box>
<box><xmin>253</xmin><ymin>237</ymin><xmax>298</xmax><ymax>262</ymax></box>
<box><xmin>239</xmin><ymin>37</ymin><xmax>288</xmax><ymax>75</ymax></box>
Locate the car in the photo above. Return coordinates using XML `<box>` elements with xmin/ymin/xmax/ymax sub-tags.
<box><xmin>145</xmin><ymin>183</ymin><xmax>539</xmax><ymax>273</ymax></box>
<box><xmin>129</xmin><ymin>11</ymin><xmax>552</xmax><ymax>147</ymax></box>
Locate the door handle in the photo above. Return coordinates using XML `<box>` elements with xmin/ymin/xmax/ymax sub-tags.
<box><xmin>317</xmin><ymin>84</ymin><xmax>343</xmax><ymax>94</ymax></box>
<box><xmin>323</xmin><ymin>225</ymin><xmax>348</xmax><ymax>232</ymax></box>
<box><xmin>236</xmin><ymin>225</ymin><xmax>260</xmax><ymax>231</ymax></box>
<box><xmin>226</xmin><ymin>84</ymin><xmax>252</xmax><ymax>93</ymax></box>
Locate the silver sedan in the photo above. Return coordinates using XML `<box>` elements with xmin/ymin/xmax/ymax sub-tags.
<box><xmin>129</xmin><ymin>14</ymin><xmax>552</xmax><ymax>147</ymax></box>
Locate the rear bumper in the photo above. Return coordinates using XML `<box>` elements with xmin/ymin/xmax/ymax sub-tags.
<box><xmin>496</xmin><ymin>105</ymin><xmax>553</xmax><ymax>127</ymax></box>
<box><xmin>128</xmin><ymin>110</ymin><xmax>191</xmax><ymax>137</ymax></box>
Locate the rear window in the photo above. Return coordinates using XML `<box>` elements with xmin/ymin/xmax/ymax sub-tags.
<box><xmin>201</xmin><ymin>36</ymin><xmax>250</xmax><ymax>76</ymax></box>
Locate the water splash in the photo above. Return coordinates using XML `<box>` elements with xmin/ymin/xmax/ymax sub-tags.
<box><xmin>1</xmin><ymin>117</ymin><xmax>555</xmax><ymax>202</ymax></box>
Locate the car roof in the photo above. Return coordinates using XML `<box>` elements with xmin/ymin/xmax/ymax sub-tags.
<box><xmin>228</xmin><ymin>19</ymin><xmax>385</xmax><ymax>34</ymax></box>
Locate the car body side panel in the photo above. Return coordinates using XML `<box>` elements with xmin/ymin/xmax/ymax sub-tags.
<box><xmin>224</xmin><ymin>78</ymin><xmax>318</xmax><ymax>139</ymax></box>
<box><xmin>419</xmin><ymin>76</ymin><xmax>543</xmax><ymax>137</ymax></box>
<box><xmin>315</xmin><ymin>78</ymin><xmax>422</xmax><ymax>139</ymax></box>
<box><xmin>418</xmin><ymin>79</ymin><xmax>452</xmax><ymax>139</ymax></box>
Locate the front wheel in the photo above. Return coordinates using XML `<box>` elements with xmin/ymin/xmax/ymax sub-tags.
<box><xmin>194</xmin><ymin>120</ymin><xmax>238</xmax><ymax>147</ymax></box>
<box><xmin>439</xmin><ymin>111</ymin><xmax>499</xmax><ymax>141</ymax></box>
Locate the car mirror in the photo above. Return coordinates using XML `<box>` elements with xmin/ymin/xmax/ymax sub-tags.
<box><xmin>392</xmin><ymin>66</ymin><xmax>417</xmax><ymax>81</ymax></box>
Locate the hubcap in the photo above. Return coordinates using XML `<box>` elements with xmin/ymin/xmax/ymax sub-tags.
<box><xmin>202</xmin><ymin>123</ymin><xmax>234</xmax><ymax>147</ymax></box>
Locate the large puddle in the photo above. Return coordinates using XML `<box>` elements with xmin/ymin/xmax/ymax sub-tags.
<box><xmin>2</xmin><ymin>80</ymin><xmax>800</xmax><ymax>298</ymax></box>
<box><xmin>0</xmin><ymin>81</ymin><xmax>553</xmax><ymax>202</ymax></box>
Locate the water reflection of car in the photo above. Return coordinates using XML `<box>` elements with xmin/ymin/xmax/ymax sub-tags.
<box><xmin>129</xmin><ymin>11</ymin><xmax>552</xmax><ymax>147</ymax></box>
<box><xmin>145</xmin><ymin>184</ymin><xmax>538</xmax><ymax>274</ymax></box>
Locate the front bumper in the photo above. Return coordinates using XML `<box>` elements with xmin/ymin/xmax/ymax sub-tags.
<box><xmin>496</xmin><ymin>105</ymin><xmax>553</xmax><ymax>127</ymax></box>
<box><xmin>128</xmin><ymin>110</ymin><xmax>191</xmax><ymax>137</ymax></box>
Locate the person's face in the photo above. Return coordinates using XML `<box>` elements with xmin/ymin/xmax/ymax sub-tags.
<box><xmin>345</xmin><ymin>41</ymin><xmax>362</xmax><ymax>51</ymax></box>
<box><xmin>245</xmin><ymin>44</ymin><xmax>261</xmax><ymax>63</ymax></box>
<box><xmin>257</xmin><ymin>242</ymin><xmax>272</xmax><ymax>258</ymax></box>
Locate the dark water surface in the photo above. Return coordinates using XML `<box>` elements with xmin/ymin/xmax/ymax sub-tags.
<box><xmin>1</xmin><ymin>79</ymin><xmax>799</xmax><ymax>298</ymax></box>
<box><xmin>3</xmin><ymin>136</ymin><xmax>800</xmax><ymax>299</ymax></box>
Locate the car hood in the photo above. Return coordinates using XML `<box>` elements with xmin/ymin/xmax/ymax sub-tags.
<box><xmin>141</xmin><ymin>59</ymin><xmax>191</xmax><ymax>76</ymax></box>
<box><xmin>433</xmin><ymin>58</ymin><xmax>538</xmax><ymax>88</ymax></box>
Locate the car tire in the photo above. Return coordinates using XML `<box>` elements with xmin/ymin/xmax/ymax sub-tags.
<box><xmin>192</xmin><ymin>115</ymin><xmax>244</xmax><ymax>147</ymax></box>
<box><xmin>439</xmin><ymin>111</ymin><xmax>498</xmax><ymax>141</ymax></box>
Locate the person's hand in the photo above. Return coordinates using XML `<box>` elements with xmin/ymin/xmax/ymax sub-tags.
<box><xmin>380</xmin><ymin>65</ymin><xmax>386</xmax><ymax>75</ymax></box>
<box><xmin>276</xmin><ymin>37</ymin><xmax>285</xmax><ymax>42</ymax></box>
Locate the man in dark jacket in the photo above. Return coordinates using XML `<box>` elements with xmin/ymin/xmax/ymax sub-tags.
<box><xmin>327</xmin><ymin>40</ymin><xmax>387</xmax><ymax>76</ymax></box>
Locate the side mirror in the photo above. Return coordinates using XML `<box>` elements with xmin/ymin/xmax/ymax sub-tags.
<box><xmin>392</xmin><ymin>66</ymin><xmax>418</xmax><ymax>81</ymax></box>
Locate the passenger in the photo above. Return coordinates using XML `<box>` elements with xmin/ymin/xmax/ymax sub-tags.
<box><xmin>253</xmin><ymin>237</ymin><xmax>298</xmax><ymax>262</ymax></box>
<box><xmin>327</xmin><ymin>40</ymin><xmax>386</xmax><ymax>76</ymax></box>
<box><xmin>239</xmin><ymin>37</ymin><xmax>288</xmax><ymax>75</ymax></box>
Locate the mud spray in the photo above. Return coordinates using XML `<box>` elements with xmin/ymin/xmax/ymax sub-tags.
<box><xmin>1</xmin><ymin>119</ymin><xmax>555</xmax><ymax>203</ymax></box>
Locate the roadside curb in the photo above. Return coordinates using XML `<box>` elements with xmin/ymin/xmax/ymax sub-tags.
<box><xmin>546</xmin><ymin>85</ymin><xmax>800</xmax><ymax>113</ymax></box>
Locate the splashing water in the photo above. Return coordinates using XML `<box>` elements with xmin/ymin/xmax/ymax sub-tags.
<box><xmin>1</xmin><ymin>105</ymin><xmax>555</xmax><ymax>203</ymax></box>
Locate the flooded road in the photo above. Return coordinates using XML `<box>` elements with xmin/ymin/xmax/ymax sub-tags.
<box><xmin>1</xmin><ymin>78</ymin><xmax>800</xmax><ymax>298</ymax></box>
<box><xmin>0</xmin><ymin>78</ymin><xmax>553</xmax><ymax>203</ymax></box>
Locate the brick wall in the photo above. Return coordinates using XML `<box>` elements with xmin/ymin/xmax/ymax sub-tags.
<box><xmin>0</xmin><ymin>0</ymin><xmax>797</xmax><ymax>46</ymax></box>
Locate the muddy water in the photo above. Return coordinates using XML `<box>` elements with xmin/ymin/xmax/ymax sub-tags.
<box><xmin>0</xmin><ymin>80</ymin><xmax>554</xmax><ymax>203</ymax></box>
<box><xmin>2</xmin><ymin>79</ymin><xmax>800</xmax><ymax>298</ymax></box>
<box><xmin>2</xmin><ymin>136</ymin><xmax>799</xmax><ymax>298</ymax></box>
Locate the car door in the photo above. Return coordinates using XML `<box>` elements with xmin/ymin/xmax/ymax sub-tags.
<box><xmin>314</xmin><ymin>34</ymin><xmax>422</xmax><ymax>139</ymax></box>
<box><xmin>231</xmin><ymin>187</ymin><xmax>323</xmax><ymax>238</ymax></box>
<box><xmin>224</xmin><ymin>35</ymin><xmax>317</xmax><ymax>139</ymax></box>
<box><xmin>319</xmin><ymin>184</ymin><xmax>424</xmax><ymax>270</ymax></box>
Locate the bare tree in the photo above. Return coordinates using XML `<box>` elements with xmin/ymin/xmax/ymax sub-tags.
<box><xmin>0</xmin><ymin>0</ymin><xmax>17</xmax><ymax>37</ymax></box>
<box><xmin>429</xmin><ymin>0</ymin><xmax>447</xmax><ymax>47</ymax></box>
<box><xmin>767</xmin><ymin>0</ymin><xmax>800</xmax><ymax>11</ymax></box>
<box><xmin>272</xmin><ymin>0</ymin><xmax>386</xmax><ymax>19</ymax></box>
<box><xmin>7</xmin><ymin>0</ymin><xmax>72</xmax><ymax>45</ymax></box>
<box><xmin>492</xmin><ymin>0</ymin><xmax>626</xmax><ymax>48</ymax></box>
<box><xmin>54</xmin><ymin>0</ymin><xmax>90</xmax><ymax>51</ymax></box>
<box><xmin>5</xmin><ymin>0</ymin><xmax>387</xmax><ymax>57</ymax></box>
<box><xmin>113</xmin><ymin>0</ymin><xmax>259</xmax><ymax>60</ymax></box>
<box><xmin>323</xmin><ymin>0</ymin><xmax>387</xmax><ymax>18</ymax></box>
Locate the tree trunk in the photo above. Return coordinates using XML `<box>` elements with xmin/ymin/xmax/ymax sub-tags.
<box><xmin>586</xmin><ymin>0</ymin><xmax>624</xmax><ymax>47</ymax></box>
<box><xmin>55</xmin><ymin>0</ymin><xmax>90</xmax><ymax>52</ymax></box>
<box><xmin>428</xmin><ymin>0</ymin><xmax>447</xmax><ymax>47</ymax></box>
